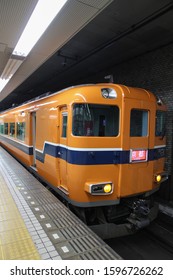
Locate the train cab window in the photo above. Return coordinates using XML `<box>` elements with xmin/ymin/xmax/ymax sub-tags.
<box><xmin>4</xmin><ymin>123</ymin><xmax>8</xmax><ymax>135</ymax></box>
<box><xmin>155</xmin><ymin>110</ymin><xmax>166</xmax><ymax>137</ymax></box>
<box><xmin>62</xmin><ymin>113</ymin><xmax>68</xmax><ymax>138</ymax></box>
<box><xmin>9</xmin><ymin>122</ymin><xmax>15</xmax><ymax>137</ymax></box>
<box><xmin>17</xmin><ymin>122</ymin><xmax>25</xmax><ymax>141</ymax></box>
<box><xmin>72</xmin><ymin>103</ymin><xmax>119</xmax><ymax>137</ymax></box>
<box><xmin>130</xmin><ymin>109</ymin><xmax>148</xmax><ymax>137</ymax></box>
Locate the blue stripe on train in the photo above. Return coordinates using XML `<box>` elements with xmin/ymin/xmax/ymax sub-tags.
<box><xmin>67</xmin><ymin>150</ymin><xmax>130</xmax><ymax>165</ymax></box>
<box><xmin>0</xmin><ymin>135</ymin><xmax>166</xmax><ymax>165</ymax></box>
<box><xmin>36</xmin><ymin>143</ymin><xmax>166</xmax><ymax>165</ymax></box>
<box><xmin>36</xmin><ymin>144</ymin><xmax>130</xmax><ymax>164</ymax></box>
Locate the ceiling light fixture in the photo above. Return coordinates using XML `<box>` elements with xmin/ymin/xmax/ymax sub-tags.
<box><xmin>0</xmin><ymin>58</ymin><xmax>23</xmax><ymax>92</ymax></box>
<box><xmin>13</xmin><ymin>0</ymin><xmax>68</xmax><ymax>57</ymax></box>
<box><xmin>0</xmin><ymin>0</ymin><xmax>68</xmax><ymax>93</ymax></box>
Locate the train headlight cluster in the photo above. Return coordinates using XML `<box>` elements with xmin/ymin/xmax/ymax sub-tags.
<box><xmin>101</xmin><ymin>88</ymin><xmax>117</xmax><ymax>99</ymax></box>
<box><xmin>85</xmin><ymin>182</ymin><xmax>113</xmax><ymax>195</ymax></box>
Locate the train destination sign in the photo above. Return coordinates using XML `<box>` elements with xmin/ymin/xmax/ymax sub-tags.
<box><xmin>130</xmin><ymin>149</ymin><xmax>148</xmax><ymax>162</ymax></box>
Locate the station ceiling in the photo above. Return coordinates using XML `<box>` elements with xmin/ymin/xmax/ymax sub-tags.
<box><xmin>0</xmin><ymin>0</ymin><xmax>173</xmax><ymax>111</ymax></box>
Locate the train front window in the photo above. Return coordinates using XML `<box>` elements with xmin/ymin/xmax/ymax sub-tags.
<box><xmin>72</xmin><ymin>104</ymin><xmax>119</xmax><ymax>137</ymax></box>
<box><xmin>130</xmin><ymin>109</ymin><xmax>148</xmax><ymax>137</ymax></box>
<box><xmin>155</xmin><ymin>110</ymin><xmax>166</xmax><ymax>137</ymax></box>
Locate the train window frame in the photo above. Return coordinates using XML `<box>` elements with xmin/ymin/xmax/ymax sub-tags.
<box><xmin>9</xmin><ymin>122</ymin><xmax>15</xmax><ymax>137</ymax></box>
<box><xmin>72</xmin><ymin>103</ymin><xmax>119</xmax><ymax>137</ymax></box>
<box><xmin>16</xmin><ymin>122</ymin><xmax>26</xmax><ymax>141</ymax></box>
<box><xmin>155</xmin><ymin>110</ymin><xmax>166</xmax><ymax>137</ymax></box>
<box><xmin>130</xmin><ymin>109</ymin><xmax>148</xmax><ymax>137</ymax></box>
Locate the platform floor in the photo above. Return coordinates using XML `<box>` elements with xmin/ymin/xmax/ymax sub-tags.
<box><xmin>0</xmin><ymin>165</ymin><xmax>40</xmax><ymax>260</ymax></box>
<box><xmin>0</xmin><ymin>146</ymin><xmax>121</xmax><ymax>260</ymax></box>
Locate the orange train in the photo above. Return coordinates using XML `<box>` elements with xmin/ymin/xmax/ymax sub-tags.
<box><xmin>0</xmin><ymin>83</ymin><xmax>168</xmax><ymax>236</ymax></box>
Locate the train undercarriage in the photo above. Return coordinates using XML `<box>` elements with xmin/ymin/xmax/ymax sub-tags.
<box><xmin>70</xmin><ymin>196</ymin><xmax>159</xmax><ymax>239</ymax></box>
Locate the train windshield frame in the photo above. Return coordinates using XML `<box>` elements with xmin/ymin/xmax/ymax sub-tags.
<box><xmin>72</xmin><ymin>103</ymin><xmax>119</xmax><ymax>137</ymax></box>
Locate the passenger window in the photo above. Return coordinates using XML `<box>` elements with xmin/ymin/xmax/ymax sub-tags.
<box><xmin>10</xmin><ymin>122</ymin><xmax>15</xmax><ymax>137</ymax></box>
<box><xmin>155</xmin><ymin>110</ymin><xmax>166</xmax><ymax>137</ymax></box>
<box><xmin>130</xmin><ymin>109</ymin><xmax>148</xmax><ymax>137</ymax></box>
<box><xmin>0</xmin><ymin>124</ymin><xmax>4</xmax><ymax>134</ymax></box>
<box><xmin>62</xmin><ymin>113</ymin><xmax>68</xmax><ymax>138</ymax></box>
<box><xmin>4</xmin><ymin>123</ymin><xmax>8</xmax><ymax>135</ymax></box>
<box><xmin>17</xmin><ymin>122</ymin><xmax>25</xmax><ymax>141</ymax></box>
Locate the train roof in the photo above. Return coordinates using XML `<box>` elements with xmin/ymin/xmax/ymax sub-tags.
<box><xmin>0</xmin><ymin>83</ymin><xmax>157</xmax><ymax>114</ymax></box>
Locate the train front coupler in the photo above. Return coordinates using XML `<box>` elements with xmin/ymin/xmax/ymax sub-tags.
<box><xmin>126</xmin><ymin>198</ymin><xmax>159</xmax><ymax>230</ymax></box>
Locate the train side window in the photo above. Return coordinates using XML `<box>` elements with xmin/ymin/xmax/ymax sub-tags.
<box><xmin>4</xmin><ymin>123</ymin><xmax>8</xmax><ymax>135</ymax></box>
<box><xmin>17</xmin><ymin>122</ymin><xmax>26</xmax><ymax>141</ymax></box>
<box><xmin>130</xmin><ymin>109</ymin><xmax>148</xmax><ymax>137</ymax></box>
<box><xmin>155</xmin><ymin>110</ymin><xmax>166</xmax><ymax>137</ymax></box>
<box><xmin>10</xmin><ymin>122</ymin><xmax>15</xmax><ymax>137</ymax></box>
<box><xmin>62</xmin><ymin>113</ymin><xmax>68</xmax><ymax>138</ymax></box>
<box><xmin>0</xmin><ymin>124</ymin><xmax>4</xmax><ymax>134</ymax></box>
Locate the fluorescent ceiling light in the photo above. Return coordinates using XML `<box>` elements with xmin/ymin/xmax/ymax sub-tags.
<box><xmin>12</xmin><ymin>0</ymin><xmax>68</xmax><ymax>57</ymax></box>
<box><xmin>1</xmin><ymin>58</ymin><xmax>23</xmax><ymax>80</ymax></box>
<box><xmin>0</xmin><ymin>0</ymin><xmax>68</xmax><ymax>93</ymax></box>
<box><xmin>0</xmin><ymin>58</ymin><xmax>23</xmax><ymax>91</ymax></box>
<box><xmin>0</xmin><ymin>79</ymin><xmax>9</xmax><ymax>92</ymax></box>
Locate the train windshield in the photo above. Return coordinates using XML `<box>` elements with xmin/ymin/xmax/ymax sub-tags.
<box><xmin>72</xmin><ymin>103</ymin><xmax>119</xmax><ymax>137</ymax></box>
<box><xmin>155</xmin><ymin>110</ymin><xmax>166</xmax><ymax>137</ymax></box>
<box><xmin>130</xmin><ymin>109</ymin><xmax>148</xmax><ymax>137</ymax></box>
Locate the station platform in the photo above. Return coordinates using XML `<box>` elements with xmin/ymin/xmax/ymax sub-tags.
<box><xmin>0</xmin><ymin>146</ymin><xmax>121</xmax><ymax>260</ymax></box>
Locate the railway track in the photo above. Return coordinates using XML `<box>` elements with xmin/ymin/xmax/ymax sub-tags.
<box><xmin>105</xmin><ymin>209</ymin><xmax>173</xmax><ymax>260</ymax></box>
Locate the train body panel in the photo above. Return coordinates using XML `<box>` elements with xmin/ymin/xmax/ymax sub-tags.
<box><xmin>0</xmin><ymin>84</ymin><xmax>167</xmax><ymax>226</ymax></box>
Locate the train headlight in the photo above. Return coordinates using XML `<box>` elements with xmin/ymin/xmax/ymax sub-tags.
<box><xmin>103</xmin><ymin>184</ymin><xmax>112</xmax><ymax>193</ymax></box>
<box><xmin>85</xmin><ymin>182</ymin><xmax>113</xmax><ymax>195</ymax></box>
<box><xmin>154</xmin><ymin>172</ymin><xmax>168</xmax><ymax>184</ymax></box>
<box><xmin>155</xmin><ymin>175</ymin><xmax>162</xmax><ymax>183</ymax></box>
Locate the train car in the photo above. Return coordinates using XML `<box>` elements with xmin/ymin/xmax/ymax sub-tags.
<box><xmin>0</xmin><ymin>83</ymin><xmax>167</xmax><ymax>237</ymax></box>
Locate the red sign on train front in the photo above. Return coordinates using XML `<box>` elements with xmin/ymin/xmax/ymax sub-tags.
<box><xmin>131</xmin><ymin>150</ymin><xmax>147</xmax><ymax>162</ymax></box>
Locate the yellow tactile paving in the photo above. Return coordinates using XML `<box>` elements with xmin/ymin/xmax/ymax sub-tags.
<box><xmin>0</xmin><ymin>210</ymin><xmax>19</xmax><ymax>222</ymax></box>
<box><xmin>2</xmin><ymin>238</ymin><xmax>40</xmax><ymax>260</ymax></box>
<box><xmin>0</xmin><ymin>172</ymin><xmax>41</xmax><ymax>260</ymax></box>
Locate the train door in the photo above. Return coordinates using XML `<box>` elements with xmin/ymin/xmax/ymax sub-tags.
<box><xmin>119</xmin><ymin>99</ymin><xmax>155</xmax><ymax>197</ymax></box>
<box><xmin>59</xmin><ymin>107</ymin><xmax>68</xmax><ymax>192</ymax></box>
<box><xmin>31</xmin><ymin>111</ymin><xmax>36</xmax><ymax>167</ymax></box>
